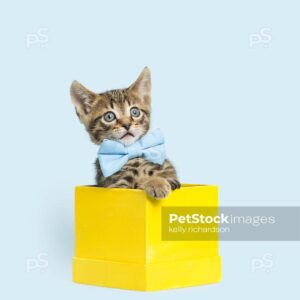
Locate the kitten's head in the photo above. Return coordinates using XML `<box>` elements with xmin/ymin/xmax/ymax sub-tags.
<box><xmin>70</xmin><ymin>67</ymin><xmax>151</xmax><ymax>145</ymax></box>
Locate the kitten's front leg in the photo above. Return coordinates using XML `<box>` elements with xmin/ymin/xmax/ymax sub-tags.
<box><xmin>140</xmin><ymin>160</ymin><xmax>180</xmax><ymax>200</ymax></box>
<box><xmin>143</xmin><ymin>177</ymin><xmax>171</xmax><ymax>199</ymax></box>
<box><xmin>95</xmin><ymin>158</ymin><xmax>135</xmax><ymax>189</ymax></box>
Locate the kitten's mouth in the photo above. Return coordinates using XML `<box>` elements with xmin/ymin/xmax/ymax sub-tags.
<box><xmin>120</xmin><ymin>132</ymin><xmax>134</xmax><ymax>139</ymax></box>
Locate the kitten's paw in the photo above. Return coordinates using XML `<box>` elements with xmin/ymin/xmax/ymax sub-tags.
<box><xmin>144</xmin><ymin>177</ymin><xmax>171</xmax><ymax>200</ymax></box>
<box><xmin>167</xmin><ymin>179</ymin><xmax>181</xmax><ymax>190</ymax></box>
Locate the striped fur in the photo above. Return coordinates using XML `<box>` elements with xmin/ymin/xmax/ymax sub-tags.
<box><xmin>70</xmin><ymin>67</ymin><xmax>179</xmax><ymax>199</ymax></box>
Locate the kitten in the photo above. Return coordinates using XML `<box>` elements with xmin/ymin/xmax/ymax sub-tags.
<box><xmin>70</xmin><ymin>67</ymin><xmax>180</xmax><ymax>199</ymax></box>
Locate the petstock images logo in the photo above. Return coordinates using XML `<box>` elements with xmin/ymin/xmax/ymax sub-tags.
<box><xmin>161</xmin><ymin>207</ymin><xmax>300</xmax><ymax>241</ymax></box>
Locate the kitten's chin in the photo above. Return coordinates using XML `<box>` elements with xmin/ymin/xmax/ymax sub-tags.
<box><xmin>113</xmin><ymin>128</ymin><xmax>148</xmax><ymax>146</ymax></box>
<box><xmin>118</xmin><ymin>134</ymin><xmax>140</xmax><ymax>146</ymax></box>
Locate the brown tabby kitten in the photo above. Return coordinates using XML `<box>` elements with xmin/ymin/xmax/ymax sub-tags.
<box><xmin>70</xmin><ymin>67</ymin><xmax>180</xmax><ymax>199</ymax></box>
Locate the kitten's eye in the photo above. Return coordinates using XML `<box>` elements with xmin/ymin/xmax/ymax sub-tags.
<box><xmin>103</xmin><ymin>111</ymin><xmax>116</xmax><ymax>122</ymax></box>
<box><xmin>130</xmin><ymin>107</ymin><xmax>141</xmax><ymax>118</ymax></box>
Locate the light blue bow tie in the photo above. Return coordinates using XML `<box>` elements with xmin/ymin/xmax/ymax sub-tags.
<box><xmin>97</xmin><ymin>129</ymin><xmax>166</xmax><ymax>177</ymax></box>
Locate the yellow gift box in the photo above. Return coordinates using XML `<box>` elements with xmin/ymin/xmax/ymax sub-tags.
<box><xmin>73</xmin><ymin>184</ymin><xmax>222</xmax><ymax>291</ymax></box>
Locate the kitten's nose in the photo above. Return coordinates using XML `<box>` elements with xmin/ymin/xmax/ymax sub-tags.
<box><xmin>122</xmin><ymin>123</ymin><xmax>131</xmax><ymax>130</ymax></box>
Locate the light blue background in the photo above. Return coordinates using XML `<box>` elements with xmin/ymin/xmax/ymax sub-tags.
<box><xmin>0</xmin><ymin>0</ymin><xmax>299</xmax><ymax>299</ymax></box>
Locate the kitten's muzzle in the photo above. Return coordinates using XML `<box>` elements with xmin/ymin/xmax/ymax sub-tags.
<box><xmin>120</xmin><ymin>131</ymin><xmax>134</xmax><ymax>139</ymax></box>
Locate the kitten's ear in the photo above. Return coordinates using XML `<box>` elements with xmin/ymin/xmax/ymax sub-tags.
<box><xmin>129</xmin><ymin>67</ymin><xmax>151</xmax><ymax>102</ymax></box>
<box><xmin>70</xmin><ymin>81</ymin><xmax>97</xmax><ymax>118</ymax></box>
